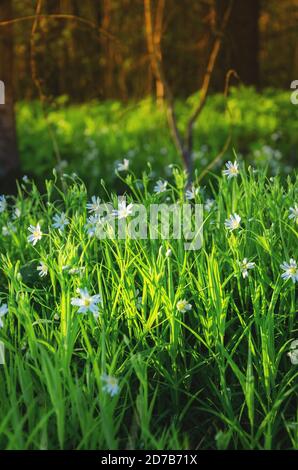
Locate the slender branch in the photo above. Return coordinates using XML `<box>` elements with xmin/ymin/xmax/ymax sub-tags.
<box><xmin>0</xmin><ymin>14</ymin><xmax>120</xmax><ymax>47</ymax></box>
<box><xmin>198</xmin><ymin>68</ymin><xmax>240</xmax><ymax>182</ymax></box>
<box><xmin>30</xmin><ymin>0</ymin><xmax>63</xmax><ymax>174</ymax></box>
<box><xmin>144</xmin><ymin>0</ymin><xmax>184</xmax><ymax>160</ymax></box>
<box><xmin>30</xmin><ymin>0</ymin><xmax>44</xmax><ymax>103</ymax></box>
<box><xmin>144</xmin><ymin>0</ymin><xmax>234</xmax><ymax>180</ymax></box>
<box><xmin>153</xmin><ymin>0</ymin><xmax>165</xmax><ymax>103</ymax></box>
<box><xmin>198</xmin><ymin>135</ymin><xmax>232</xmax><ymax>182</ymax></box>
<box><xmin>184</xmin><ymin>0</ymin><xmax>234</xmax><ymax>153</ymax></box>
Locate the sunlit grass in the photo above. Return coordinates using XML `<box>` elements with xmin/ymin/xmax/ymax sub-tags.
<box><xmin>16</xmin><ymin>87</ymin><xmax>298</xmax><ymax>191</ymax></box>
<box><xmin>0</xmin><ymin>164</ymin><xmax>297</xmax><ymax>449</ymax></box>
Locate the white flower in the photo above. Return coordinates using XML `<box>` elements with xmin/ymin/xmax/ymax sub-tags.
<box><xmin>55</xmin><ymin>159</ymin><xmax>68</xmax><ymax>172</ymax></box>
<box><xmin>135</xmin><ymin>289</ymin><xmax>143</xmax><ymax>310</ymax></box>
<box><xmin>165</xmin><ymin>164</ymin><xmax>174</xmax><ymax>176</ymax></box>
<box><xmin>0</xmin><ymin>303</ymin><xmax>8</xmax><ymax>328</ymax></box>
<box><xmin>27</xmin><ymin>223</ymin><xmax>42</xmax><ymax>246</ymax></box>
<box><xmin>13</xmin><ymin>207</ymin><xmax>21</xmax><ymax>219</ymax></box>
<box><xmin>204</xmin><ymin>198</ymin><xmax>215</xmax><ymax>212</ymax></box>
<box><xmin>185</xmin><ymin>185</ymin><xmax>199</xmax><ymax>200</ymax></box>
<box><xmin>52</xmin><ymin>212</ymin><xmax>69</xmax><ymax>231</ymax></box>
<box><xmin>112</xmin><ymin>201</ymin><xmax>133</xmax><ymax>219</ymax></box>
<box><xmin>288</xmin><ymin>340</ymin><xmax>298</xmax><ymax>365</ymax></box>
<box><xmin>22</xmin><ymin>175</ymin><xmax>29</xmax><ymax>183</ymax></box>
<box><xmin>102</xmin><ymin>374</ymin><xmax>120</xmax><ymax>397</ymax></box>
<box><xmin>0</xmin><ymin>195</ymin><xmax>7</xmax><ymax>213</ymax></box>
<box><xmin>84</xmin><ymin>214</ymin><xmax>102</xmax><ymax>237</ymax></box>
<box><xmin>223</xmin><ymin>161</ymin><xmax>239</xmax><ymax>179</ymax></box>
<box><xmin>2</xmin><ymin>223</ymin><xmax>17</xmax><ymax>237</ymax></box>
<box><xmin>289</xmin><ymin>205</ymin><xmax>298</xmax><ymax>224</ymax></box>
<box><xmin>68</xmin><ymin>267</ymin><xmax>86</xmax><ymax>275</ymax></box>
<box><xmin>71</xmin><ymin>288</ymin><xmax>102</xmax><ymax>316</ymax></box>
<box><xmin>86</xmin><ymin>196</ymin><xmax>101</xmax><ymax>214</ymax></box>
<box><xmin>2</xmin><ymin>226</ymin><xmax>9</xmax><ymax>237</ymax></box>
<box><xmin>37</xmin><ymin>262</ymin><xmax>48</xmax><ymax>278</ymax></box>
<box><xmin>154</xmin><ymin>180</ymin><xmax>168</xmax><ymax>194</ymax></box>
<box><xmin>127</xmin><ymin>149</ymin><xmax>136</xmax><ymax>158</ymax></box>
<box><xmin>116</xmin><ymin>158</ymin><xmax>130</xmax><ymax>172</ymax></box>
<box><xmin>238</xmin><ymin>258</ymin><xmax>255</xmax><ymax>278</ymax></box>
<box><xmin>280</xmin><ymin>258</ymin><xmax>298</xmax><ymax>283</ymax></box>
<box><xmin>224</xmin><ymin>213</ymin><xmax>241</xmax><ymax>231</ymax></box>
<box><xmin>166</xmin><ymin>249</ymin><xmax>172</xmax><ymax>257</ymax></box>
<box><xmin>271</xmin><ymin>131</ymin><xmax>281</xmax><ymax>141</ymax></box>
<box><xmin>176</xmin><ymin>299</ymin><xmax>192</xmax><ymax>313</ymax></box>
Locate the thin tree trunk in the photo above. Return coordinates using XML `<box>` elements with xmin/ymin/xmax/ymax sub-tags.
<box><xmin>144</xmin><ymin>0</ymin><xmax>165</xmax><ymax>106</ymax></box>
<box><xmin>101</xmin><ymin>0</ymin><xmax>113</xmax><ymax>98</ymax></box>
<box><xmin>144</xmin><ymin>0</ymin><xmax>233</xmax><ymax>181</ymax></box>
<box><xmin>0</xmin><ymin>0</ymin><xmax>19</xmax><ymax>190</ymax></box>
<box><xmin>153</xmin><ymin>0</ymin><xmax>165</xmax><ymax>106</ymax></box>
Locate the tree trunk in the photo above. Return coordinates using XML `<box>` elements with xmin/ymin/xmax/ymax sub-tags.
<box><xmin>0</xmin><ymin>0</ymin><xmax>19</xmax><ymax>192</ymax></box>
<box><xmin>101</xmin><ymin>0</ymin><xmax>114</xmax><ymax>99</ymax></box>
<box><xmin>144</xmin><ymin>0</ymin><xmax>165</xmax><ymax>106</ymax></box>
<box><xmin>153</xmin><ymin>0</ymin><xmax>165</xmax><ymax>106</ymax></box>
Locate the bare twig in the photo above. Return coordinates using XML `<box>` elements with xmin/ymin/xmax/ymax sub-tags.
<box><xmin>153</xmin><ymin>0</ymin><xmax>165</xmax><ymax>105</ymax></box>
<box><xmin>0</xmin><ymin>14</ymin><xmax>120</xmax><ymax>47</ymax></box>
<box><xmin>144</xmin><ymin>0</ymin><xmax>234</xmax><ymax>181</ymax></box>
<box><xmin>184</xmin><ymin>0</ymin><xmax>234</xmax><ymax>153</ymax></box>
<box><xmin>30</xmin><ymin>0</ymin><xmax>63</xmax><ymax>174</ymax></box>
<box><xmin>198</xmin><ymin>69</ymin><xmax>240</xmax><ymax>182</ymax></box>
<box><xmin>149</xmin><ymin>1</ymin><xmax>185</xmax><ymax>161</ymax></box>
<box><xmin>9</xmin><ymin>2</ymin><xmax>118</xmax><ymax>187</ymax></box>
<box><xmin>144</xmin><ymin>0</ymin><xmax>184</xmax><ymax>161</ymax></box>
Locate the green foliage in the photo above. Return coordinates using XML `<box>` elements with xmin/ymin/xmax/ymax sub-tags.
<box><xmin>0</xmin><ymin>165</ymin><xmax>297</xmax><ymax>449</ymax></box>
<box><xmin>17</xmin><ymin>87</ymin><xmax>298</xmax><ymax>192</ymax></box>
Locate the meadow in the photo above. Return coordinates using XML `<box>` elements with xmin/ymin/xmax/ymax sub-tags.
<box><xmin>17</xmin><ymin>87</ymin><xmax>298</xmax><ymax>191</ymax></box>
<box><xmin>0</xmin><ymin>160</ymin><xmax>297</xmax><ymax>449</ymax></box>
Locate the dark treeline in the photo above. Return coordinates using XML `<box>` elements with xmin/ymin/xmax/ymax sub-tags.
<box><xmin>7</xmin><ymin>0</ymin><xmax>298</xmax><ymax>103</ymax></box>
<box><xmin>0</xmin><ymin>0</ymin><xmax>298</xmax><ymax>190</ymax></box>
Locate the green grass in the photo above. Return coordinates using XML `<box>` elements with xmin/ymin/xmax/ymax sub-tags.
<box><xmin>17</xmin><ymin>87</ymin><xmax>298</xmax><ymax>192</ymax></box>
<box><xmin>0</xmin><ymin>164</ymin><xmax>297</xmax><ymax>450</ymax></box>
